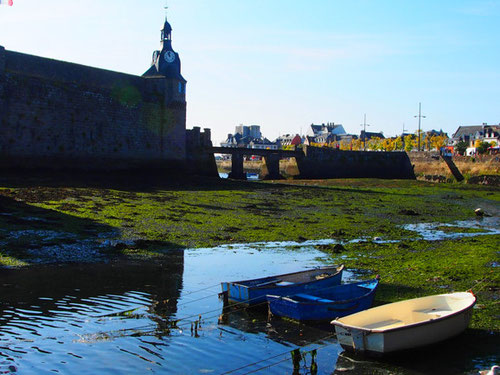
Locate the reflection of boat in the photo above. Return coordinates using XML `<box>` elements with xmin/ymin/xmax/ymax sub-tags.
<box><xmin>246</xmin><ymin>172</ymin><xmax>259</xmax><ymax>180</ymax></box>
<box><xmin>267</xmin><ymin>279</ymin><xmax>378</xmax><ymax>322</ymax></box>
<box><xmin>331</xmin><ymin>292</ymin><xmax>476</xmax><ymax>355</ymax></box>
<box><xmin>221</xmin><ymin>265</ymin><xmax>344</xmax><ymax>306</ymax></box>
<box><xmin>218</xmin><ymin>306</ymin><xmax>333</xmax><ymax>347</ymax></box>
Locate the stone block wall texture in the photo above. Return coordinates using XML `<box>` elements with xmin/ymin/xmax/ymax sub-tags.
<box><xmin>0</xmin><ymin>47</ymin><xmax>187</xmax><ymax>171</ymax></box>
<box><xmin>297</xmin><ymin>146</ymin><xmax>415</xmax><ymax>179</ymax></box>
<box><xmin>186</xmin><ymin>127</ymin><xmax>218</xmax><ymax>176</ymax></box>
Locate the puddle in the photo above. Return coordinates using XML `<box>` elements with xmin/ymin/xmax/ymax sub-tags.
<box><xmin>199</xmin><ymin>217</ymin><xmax>500</xmax><ymax>252</ymax></box>
<box><xmin>402</xmin><ymin>217</ymin><xmax>500</xmax><ymax>241</ymax></box>
<box><xmin>2</xmin><ymin>217</ymin><xmax>498</xmax><ymax>266</ymax></box>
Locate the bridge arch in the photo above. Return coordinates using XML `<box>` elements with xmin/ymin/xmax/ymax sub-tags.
<box><xmin>211</xmin><ymin>147</ymin><xmax>303</xmax><ymax>180</ymax></box>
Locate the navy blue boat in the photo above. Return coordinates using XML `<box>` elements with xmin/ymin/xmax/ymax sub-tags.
<box><xmin>221</xmin><ymin>265</ymin><xmax>344</xmax><ymax>306</ymax></box>
<box><xmin>267</xmin><ymin>279</ymin><xmax>379</xmax><ymax>322</ymax></box>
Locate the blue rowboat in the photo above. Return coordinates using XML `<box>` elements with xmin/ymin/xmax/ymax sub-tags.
<box><xmin>221</xmin><ymin>265</ymin><xmax>344</xmax><ymax>306</ymax></box>
<box><xmin>267</xmin><ymin>278</ymin><xmax>379</xmax><ymax>322</ymax></box>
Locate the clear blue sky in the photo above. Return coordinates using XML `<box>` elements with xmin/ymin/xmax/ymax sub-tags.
<box><xmin>1</xmin><ymin>0</ymin><xmax>499</xmax><ymax>144</ymax></box>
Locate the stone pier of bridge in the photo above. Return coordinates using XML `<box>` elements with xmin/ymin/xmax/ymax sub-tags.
<box><xmin>212</xmin><ymin>147</ymin><xmax>301</xmax><ymax>180</ymax></box>
<box><xmin>227</xmin><ymin>153</ymin><xmax>245</xmax><ymax>179</ymax></box>
<box><xmin>228</xmin><ymin>153</ymin><xmax>283</xmax><ymax>180</ymax></box>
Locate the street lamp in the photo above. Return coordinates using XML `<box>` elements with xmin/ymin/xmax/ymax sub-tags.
<box><xmin>360</xmin><ymin>114</ymin><xmax>370</xmax><ymax>151</ymax></box>
<box><xmin>414</xmin><ymin>102</ymin><xmax>426</xmax><ymax>151</ymax></box>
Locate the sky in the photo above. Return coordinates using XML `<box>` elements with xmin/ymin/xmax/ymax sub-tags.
<box><xmin>0</xmin><ymin>0</ymin><xmax>499</xmax><ymax>145</ymax></box>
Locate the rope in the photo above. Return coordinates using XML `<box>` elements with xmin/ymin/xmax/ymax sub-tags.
<box><xmin>336</xmin><ymin>351</ymin><xmax>377</xmax><ymax>365</ymax></box>
<box><xmin>177</xmin><ymin>292</ymin><xmax>218</xmax><ymax>307</ymax></box>
<box><xmin>219</xmin><ymin>351</ymin><xmax>296</xmax><ymax>375</ymax></box>
<box><xmin>238</xmin><ymin>356</ymin><xmax>292</xmax><ymax>375</ymax></box>
<box><xmin>180</xmin><ymin>284</ymin><xmax>221</xmax><ymax>296</ymax></box>
<box><xmin>172</xmin><ymin>298</ymin><xmax>270</xmax><ymax>329</ymax></box>
<box><xmin>470</xmin><ymin>273</ymin><xmax>499</xmax><ymax>294</ymax></box>
<box><xmin>219</xmin><ymin>333</ymin><xmax>337</xmax><ymax>375</ymax></box>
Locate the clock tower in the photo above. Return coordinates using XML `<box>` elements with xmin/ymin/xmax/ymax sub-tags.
<box><xmin>143</xmin><ymin>14</ymin><xmax>186</xmax><ymax>97</ymax></box>
<box><xmin>142</xmin><ymin>11</ymin><xmax>188</xmax><ymax>162</ymax></box>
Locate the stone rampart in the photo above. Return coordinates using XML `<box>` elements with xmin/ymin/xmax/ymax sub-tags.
<box><xmin>186</xmin><ymin>127</ymin><xmax>218</xmax><ymax>176</ymax></box>
<box><xmin>296</xmin><ymin>146</ymin><xmax>415</xmax><ymax>179</ymax></box>
<box><xmin>0</xmin><ymin>47</ymin><xmax>187</xmax><ymax>171</ymax></box>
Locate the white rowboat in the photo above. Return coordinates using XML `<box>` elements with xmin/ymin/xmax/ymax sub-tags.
<box><xmin>331</xmin><ymin>291</ymin><xmax>476</xmax><ymax>354</ymax></box>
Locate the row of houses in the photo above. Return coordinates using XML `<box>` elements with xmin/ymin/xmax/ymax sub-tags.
<box><xmin>220</xmin><ymin>122</ymin><xmax>500</xmax><ymax>154</ymax></box>
<box><xmin>449</xmin><ymin>123</ymin><xmax>500</xmax><ymax>155</ymax></box>
<box><xmin>221</xmin><ymin>123</ymin><xmax>385</xmax><ymax>149</ymax></box>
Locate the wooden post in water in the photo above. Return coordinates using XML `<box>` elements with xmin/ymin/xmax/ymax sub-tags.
<box><xmin>218</xmin><ymin>291</ymin><xmax>229</xmax><ymax>324</ymax></box>
<box><xmin>441</xmin><ymin>155</ymin><xmax>464</xmax><ymax>182</ymax></box>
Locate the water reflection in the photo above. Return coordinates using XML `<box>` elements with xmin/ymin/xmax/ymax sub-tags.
<box><xmin>403</xmin><ymin>217</ymin><xmax>500</xmax><ymax>240</ymax></box>
<box><xmin>218</xmin><ymin>172</ymin><xmax>260</xmax><ymax>180</ymax></box>
<box><xmin>0</xmin><ymin>256</ymin><xmax>184</xmax><ymax>374</ymax></box>
<box><xmin>218</xmin><ymin>305</ymin><xmax>335</xmax><ymax>348</ymax></box>
<box><xmin>0</xmin><ymin>244</ymin><xmax>496</xmax><ymax>374</ymax></box>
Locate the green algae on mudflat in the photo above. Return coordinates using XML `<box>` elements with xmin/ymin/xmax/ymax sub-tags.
<box><xmin>0</xmin><ymin>178</ymin><xmax>498</xmax><ymax>253</ymax></box>
<box><xmin>0</xmin><ymin>253</ymin><xmax>29</xmax><ymax>267</ymax></box>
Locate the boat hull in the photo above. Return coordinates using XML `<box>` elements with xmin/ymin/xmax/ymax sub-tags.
<box><xmin>267</xmin><ymin>279</ymin><xmax>378</xmax><ymax>322</ymax></box>
<box><xmin>221</xmin><ymin>265</ymin><xmax>344</xmax><ymax>306</ymax></box>
<box><xmin>332</xmin><ymin>292</ymin><xmax>476</xmax><ymax>354</ymax></box>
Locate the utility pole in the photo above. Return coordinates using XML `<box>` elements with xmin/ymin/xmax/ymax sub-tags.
<box><xmin>414</xmin><ymin>102</ymin><xmax>426</xmax><ymax>151</ymax></box>
<box><xmin>401</xmin><ymin>123</ymin><xmax>407</xmax><ymax>150</ymax></box>
<box><xmin>360</xmin><ymin>114</ymin><xmax>370</xmax><ymax>151</ymax></box>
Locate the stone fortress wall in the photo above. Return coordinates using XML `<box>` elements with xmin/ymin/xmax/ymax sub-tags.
<box><xmin>0</xmin><ymin>46</ymin><xmax>190</xmax><ymax>171</ymax></box>
<box><xmin>297</xmin><ymin>146</ymin><xmax>415</xmax><ymax>179</ymax></box>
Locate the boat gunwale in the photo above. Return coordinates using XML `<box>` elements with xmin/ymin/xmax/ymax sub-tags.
<box><xmin>331</xmin><ymin>292</ymin><xmax>476</xmax><ymax>334</ymax></box>
<box><xmin>229</xmin><ymin>265</ymin><xmax>345</xmax><ymax>290</ymax></box>
<box><xmin>267</xmin><ymin>279</ymin><xmax>379</xmax><ymax>306</ymax></box>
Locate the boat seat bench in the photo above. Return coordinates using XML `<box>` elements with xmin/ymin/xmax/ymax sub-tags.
<box><xmin>362</xmin><ymin>309</ymin><xmax>450</xmax><ymax>330</ymax></box>
<box><xmin>255</xmin><ymin>280</ymin><xmax>296</xmax><ymax>287</ymax></box>
<box><xmin>414</xmin><ymin>308</ymin><xmax>452</xmax><ymax>316</ymax></box>
<box><xmin>276</xmin><ymin>281</ymin><xmax>295</xmax><ymax>286</ymax></box>
<box><xmin>254</xmin><ymin>280</ymin><xmax>279</xmax><ymax>287</ymax></box>
<box><xmin>364</xmin><ymin>319</ymin><xmax>405</xmax><ymax>330</ymax></box>
<box><xmin>294</xmin><ymin>294</ymin><xmax>334</xmax><ymax>303</ymax></box>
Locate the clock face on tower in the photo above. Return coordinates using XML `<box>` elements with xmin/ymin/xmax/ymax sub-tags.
<box><xmin>164</xmin><ymin>51</ymin><xmax>175</xmax><ymax>63</ymax></box>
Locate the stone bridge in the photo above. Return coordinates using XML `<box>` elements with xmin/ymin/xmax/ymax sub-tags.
<box><xmin>211</xmin><ymin>146</ymin><xmax>415</xmax><ymax>180</ymax></box>
<box><xmin>211</xmin><ymin>147</ymin><xmax>303</xmax><ymax>180</ymax></box>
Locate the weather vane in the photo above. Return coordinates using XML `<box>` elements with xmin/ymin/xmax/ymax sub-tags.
<box><xmin>164</xmin><ymin>0</ymin><xmax>168</xmax><ymax>19</ymax></box>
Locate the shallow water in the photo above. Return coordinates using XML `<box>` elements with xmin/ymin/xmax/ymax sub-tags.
<box><xmin>0</xmin><ymin>244</ymin><xmax>497</xmax><ymax>374</ymax></box>
<box><xmin>402</xmin><ymin>216</ymin><xmax>500</xmax><ymax>241</ymax></box>
<box><xmin>218</xmin><ymin>172</ymin><xmax>259</xmax><ymax>180</ymax></box>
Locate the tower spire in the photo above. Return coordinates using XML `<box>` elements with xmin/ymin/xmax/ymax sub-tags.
<box><xmin>161</xmin><ymin>0</ymin><xmax>172</xmax><ymax>43</ymax></box>
<box><xmin>143</xmin><ymin>1</ymin><xmax>186</xmax><ymax>85</ymax></box>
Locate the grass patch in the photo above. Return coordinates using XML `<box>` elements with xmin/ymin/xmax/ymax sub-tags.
<box><xmin>324</xmin><ymin>236</ymin><xmax>500</xmax><ymax>331</ymax></box>
<box><xmin>0</xmin><ymin>252</ymin><xmax>29</xmax><ymax>267</ymax></box>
